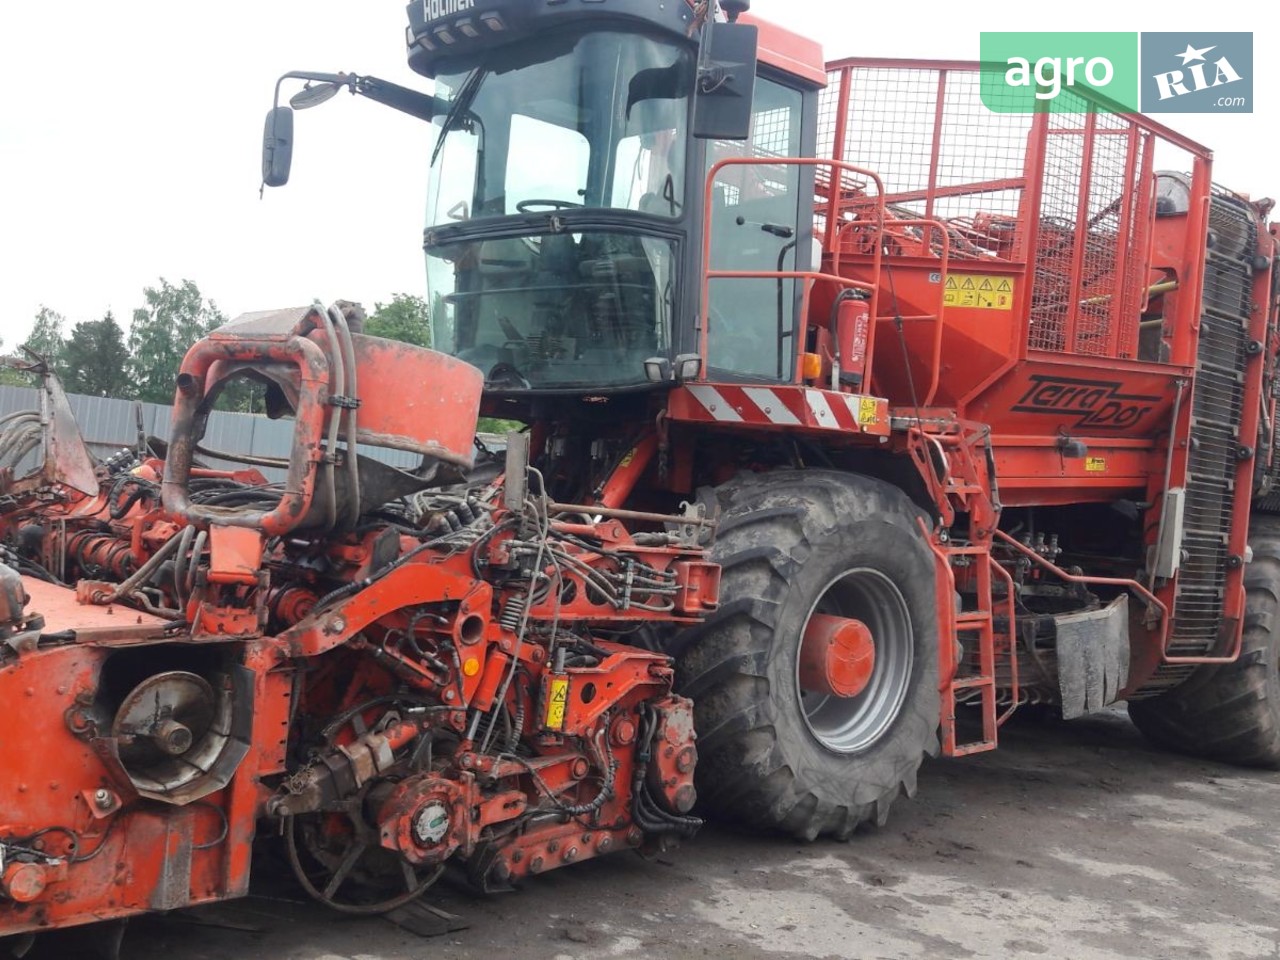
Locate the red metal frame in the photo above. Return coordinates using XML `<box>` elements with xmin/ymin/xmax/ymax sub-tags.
<box><xmin>0</xmin><ymin>316</ymin><xmax>718</xmax><ymax>937</ymax></box>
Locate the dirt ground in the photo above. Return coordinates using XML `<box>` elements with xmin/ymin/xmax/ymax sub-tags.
<box><xmin>30</xmin><ymin>707</ymin><xmax>1280</xmax><ymax>960</ymax></box>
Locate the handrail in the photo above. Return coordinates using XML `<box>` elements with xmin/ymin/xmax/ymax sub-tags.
<box><xmin>872</xmin><ymin>217</ymin><xmax>951</xmax><ymax>405</ymax></box>
<box><xmin>701</xmin><ymin>157</ymin><xmax>887</xmax><ymax>385</ymax></box>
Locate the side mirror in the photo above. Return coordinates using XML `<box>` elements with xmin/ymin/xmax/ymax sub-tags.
<box><xmin>262</xmin><ymin>106</ymin><xmax>294</xmax><ymax>188</ymax></box>
<box><xmin>693</xmin><ymin>22</ymin><xmax>758</xmax><ymax>141</ymax></box>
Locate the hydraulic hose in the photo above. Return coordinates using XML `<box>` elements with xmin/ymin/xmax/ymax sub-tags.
<box><xmin>329</xmin><ymin>304</ymin><xmax>361</xmax><ymax>531</ymax></box>
<box><xmin>312</xmin><ymin>301</ymin><xmax>346</xmax><ymax>533</ymax></box>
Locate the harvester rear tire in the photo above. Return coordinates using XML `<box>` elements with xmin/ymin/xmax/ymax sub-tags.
<box><xmin>675</xmin><ymin>470</ymin><xmax>939</xmax><ymax>840</ymax></box>
<box><xmin>1128</xmin><ymin>515</ymin><xmax>1280</xmax><ymax>767</ymax></box>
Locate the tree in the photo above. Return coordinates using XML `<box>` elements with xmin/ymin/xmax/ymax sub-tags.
<box><xmin>62</xmin><ymin>313</ymin><xmax>131</xmax><ymax>398</ymax></box>
<box><xmin>0</xmin><ymin>338</ymin><xmax>28</xmax><ymax>387</ymax></box>
<box><xmin>128</xmin><ymin>279</ymin><xmax>226</xmax><ymax>403</ymax></box>
<box><xmin>365</xmin><ymin>293</ymin><xmax>431</xmax><ymax>348</ymax></box>
<box><xmin>21</xmin><ymin>306</ymin><xmax>66</xmax><ymax>370</ymax></box>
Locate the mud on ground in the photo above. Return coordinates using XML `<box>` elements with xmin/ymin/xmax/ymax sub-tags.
<box><xmin>33</xmin><ymin>708</ymin><xmax>1280</xmax><ymax>960</ymax></box>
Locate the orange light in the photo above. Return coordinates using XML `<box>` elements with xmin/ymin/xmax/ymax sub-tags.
<box><xmin>463</xmin><ymin>658</ymin><xmax>481</xmax><ymax>677</ymax></box>
<box><xmin>801</xmin><ymin>352</ymin><xmax>823</xmax><ymax>381</ymax></box>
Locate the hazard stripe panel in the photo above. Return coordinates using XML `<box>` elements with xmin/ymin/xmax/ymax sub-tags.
<box><xmin>667</xmin><ymin>384</ymin><xmax>891</xmax><ymax>437</ymax></box>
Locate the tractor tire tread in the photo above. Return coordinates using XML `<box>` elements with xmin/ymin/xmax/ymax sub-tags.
<box><xmin>677</xmin><ymin>469</ymin><xmax>939</xmax><ymax>840</ymax></box>
<box><xmin>1129</xmin><ymin>517</ymin><xmax>1280</xmax><ymax>768</ymax></box>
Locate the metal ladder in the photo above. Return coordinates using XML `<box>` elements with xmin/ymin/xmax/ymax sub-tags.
<box><xmin>925</xmin><ymin>427</ymin><xmax>1019</xmax><ymax>756</ymax></box>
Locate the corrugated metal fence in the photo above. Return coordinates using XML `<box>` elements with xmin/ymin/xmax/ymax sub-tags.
<box><xmin>0</xmin><ymin>384</ymin><xmax>424</xmax><ymax>480</ymax></box>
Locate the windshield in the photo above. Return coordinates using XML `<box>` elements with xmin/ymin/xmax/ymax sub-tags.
<box><xmin>429</xmin><ymin>231</ymin><xmax>676</xmax><ymax>390</ymax></box>
<box><xmin>427</xmin><ymin>31</ymin><xmax>693</xmax><ymax>225</ymax></box>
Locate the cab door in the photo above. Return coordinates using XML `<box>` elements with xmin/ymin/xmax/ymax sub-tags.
<box><xmin>702</xmin><ymin>76</ymin><xmax>812</xmax><ymax>382</ymax></box>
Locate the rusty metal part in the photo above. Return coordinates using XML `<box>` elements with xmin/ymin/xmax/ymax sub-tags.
<box><xmin>67</xmin><ymin>532</ymin><xmax>136</xmax><ymax>581</ymax></box>
<box><xmin>0</xmin><ymin>258</ymin><xmax>716</xmax><ymax>942</ymax></box>
<box><xmin>112</xmin><ymin>671</ymin><xmax>216</xmax><ymax>766</ymax></box>
<box><xmin>269</xmin><ymin>721</ymin><xmax>419</xmax><ymax>817</ymax></box>
<box><xmin>644</xmin><ymin>697</ymin><xmax>699</xmax><ymax>818</ymax></box>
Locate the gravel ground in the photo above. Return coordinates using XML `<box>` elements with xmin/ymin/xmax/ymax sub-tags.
<box><xmin>27</xmin><ymin>707</ymin><xmax>1280</xmax><ymax>960</ymax></box>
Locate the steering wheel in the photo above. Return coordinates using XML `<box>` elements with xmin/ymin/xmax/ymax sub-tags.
<box><xmin>516</xmin><ymin>198</ymin><xmax>584</xmax><ymax>213</ymax></box>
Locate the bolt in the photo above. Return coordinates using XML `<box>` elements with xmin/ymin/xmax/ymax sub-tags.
<box><xmin>563</xmin><ymin>846</ymin><xmax>578</xmax><ymax>863</ymax></box>
<box><xmin>599</xmin><ymin>836</ymin><xmax>613</xmax><ymax>852</ymax></box>
<box><xmin>676</xmin><ymin>746</ymin><xmax>696</xmax><ymax>774</ymax></box>
<box><xmin>444</xmin><ymin>690</ymin><xmax>456</xmax><ymax>702</ymax></box>
<box><xmin>530</xmin><ymin>856</ymin><xmax>544</xmax><ymax>874</ymax></box>
<box><xmin>548</xmin><ymin>840</ymin><xmax>559</xmax><ymax>853</ymax></box>
<box><xmin>612</xmin><ymin>719</ymin><xmax>637</xmax><ymax>746</ymax></box>
<box><xmin>627</xmin><ymin>828</ymin><xmax>642</xmax><ymax>846</ymax></box>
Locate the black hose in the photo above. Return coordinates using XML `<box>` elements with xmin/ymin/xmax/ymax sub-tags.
<box><xmin>629</xmin><ymin>705</ymin><xmax>701</xmax><ymax>838</ymax></box>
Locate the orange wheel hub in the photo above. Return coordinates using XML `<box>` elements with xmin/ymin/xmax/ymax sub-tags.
<box><xmin>798</xmin><ymin>613</ymin><xmax>876</xmax><ymax>698</ymax></box>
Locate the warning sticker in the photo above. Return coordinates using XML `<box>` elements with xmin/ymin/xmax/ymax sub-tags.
<box><xmin>942</xmin><ymin>274</ymin><xmax>1016</xmax><ymax>311</ymax></box>
<box><xmin>545</xmin><ymin>678</ymin><xmax>569</xmax><ymax>730</ymax></box>
<box><xmin>1085</xmin><ymin>457</ymin><xmax>1107</xmax><ymax>473</ymax></box>
<box><xmin>858</xmin><ymin>397</ymin><xmax>879</xmax><ymax>426</ymax></box>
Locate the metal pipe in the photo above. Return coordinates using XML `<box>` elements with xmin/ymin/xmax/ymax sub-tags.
<box><xmin>546</xmin><ymin>502</ymin><xmax>716</xmax><ymax>528</ymax></box>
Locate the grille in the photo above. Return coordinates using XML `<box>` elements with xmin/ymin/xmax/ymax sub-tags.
<box><xmin>1028</xmin><ymin>104</ymin><xmax>1151</xmax><ymax>357</ymax></box>
<box><xmin>1137</xmin><ymin>193</ymin><xmax>1256</xmax><ymax>692</ymax></box>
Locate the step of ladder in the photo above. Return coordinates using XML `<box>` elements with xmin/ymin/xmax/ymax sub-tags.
<box><xmin>926</xmin><ymin>426</ymin><xmax>1019</xmax><ymax>759</ymax></box>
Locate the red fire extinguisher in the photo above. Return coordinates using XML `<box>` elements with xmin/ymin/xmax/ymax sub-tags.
<box><xmin>836</xmin><ymin>295</ymin><xmax>870</xmax><ymax>388</ymax></box>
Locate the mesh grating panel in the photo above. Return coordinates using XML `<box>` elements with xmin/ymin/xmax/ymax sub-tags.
<box><xmin>825</xmin><ymin>66</ymin><xmax>1035</xmax><ymax>263</ymax></box>
<box><xmin>1026</xmin><ymin>107</ymin><xmax>1150</xmax><ymax>356</ymax></box>
<box><xmin>820</xmin><ymin>61</ymin><xmax>1205</xmax><ymax>362</ymax></box>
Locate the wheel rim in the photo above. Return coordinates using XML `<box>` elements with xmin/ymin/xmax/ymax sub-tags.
<box><xmin>796</xmin><ymin>568</ymin><xmax>914</xmax><ymax>754</ymax></box>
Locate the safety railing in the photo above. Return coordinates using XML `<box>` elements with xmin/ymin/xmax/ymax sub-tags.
<box><xmin>699</xmin><ymin>157</ymin><xmax>886</xmax><ymax>385</ymax></box>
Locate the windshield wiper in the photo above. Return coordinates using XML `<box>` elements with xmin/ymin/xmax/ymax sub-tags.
<box><xmin>431</xmin><ymin>68</ymin><xmax>486</xmax><ymax>166</ymax></box>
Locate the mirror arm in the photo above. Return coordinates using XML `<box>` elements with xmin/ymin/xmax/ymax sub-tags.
<box><xmin>350</xmin><ymin>76</ymin><xmax>440</xmax><ymax>123</ymax></box>
<box><xmin>273</xmin><ymin>70</ymin><xmax>354</xmax><ymax>108</ymax></box>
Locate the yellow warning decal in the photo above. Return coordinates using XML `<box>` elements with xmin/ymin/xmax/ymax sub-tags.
<box><xmin>1085</xmin><ymin>457</ymin><xmax>1107</xmax><ymax>473</ymax></box>
<box><xmin>545</xmin><ymin>678</ymin><xmax>569</xmax><ymax>730</ymax></box>
<box><xmin>858</xmin><ymin>397</ymin><xmax>879</xmax><ymax>426</ymax></box>
<box><xmin>943</xmin><ymin>274</ymin><xmax>1016</xmax><ymax>311</ymax></box>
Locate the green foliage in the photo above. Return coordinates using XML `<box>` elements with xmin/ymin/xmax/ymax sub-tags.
<box><xmin>477</xmin><ymin>418</ymin><xmax>524</xmax><ymax>435</ymax></box>
<box><xmin>0</xmin><ymin>338</ymin><xmax>27</xmax><ymax>387</ymax></box>
<box><xmin>21</xmin><ymin>306</ymin><xmax>66</xmax><ymax>370</ymax></box>
<box><xmin>128</xmin><ymin>279</ymin><xmax>226</xmax><ymax>404</ymax></box>
<box><xmin>216</xmin><ymin>377</ymin><xmax>267</xmax><ymax>415</ymax></box>
<box><xmin>62</xmin><ymin>312</ymin><xmax>131</xmax><ymax>398</ymax></box>
<box><xmin>365</xmin><ymin>293</ymin><xmax>432</xmax><ymax>348</ymax></box>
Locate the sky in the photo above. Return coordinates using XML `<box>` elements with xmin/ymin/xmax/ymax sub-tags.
<box><xmin>0</xmin><ymin>1</ymin><xmax>1271</xmax><ymax>346</ymax></box>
